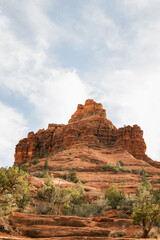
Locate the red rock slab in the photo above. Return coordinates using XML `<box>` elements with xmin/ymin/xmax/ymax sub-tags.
<box><xmin>0</xmin><ymin>233</ymin><xmax>31</xmax><ymax>239</ymax></box>
<box><xmin>9</xmin><ymin>213</ymin><xmax>94</xmax><ymax>228</ymax></box>
<box><xmin>14</xmin><ymin>225</ymin><xmax>110</xmax><ymax>238</ymax></box>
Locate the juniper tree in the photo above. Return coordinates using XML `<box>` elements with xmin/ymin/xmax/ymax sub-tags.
<box><xmin>0</xmin><ymin>166</ymin><xmax>30</xmax><ymax>215</ymax></box>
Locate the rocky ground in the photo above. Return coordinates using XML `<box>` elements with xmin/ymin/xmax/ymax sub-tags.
<box><xmin>28</xmin><ymin>144</ymin><xmax>160</xmax><ymax>196</ymax></box>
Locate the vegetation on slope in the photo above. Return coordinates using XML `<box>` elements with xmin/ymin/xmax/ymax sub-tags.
<box><xmin>0</xmin><ymin>166</ymin><xmax>30</xmax><ymax>216</ymax></box>
<box><xmin>0</xmin><ymin>164</ymin><xmax>160</xmax><ymax>238</ymax></box>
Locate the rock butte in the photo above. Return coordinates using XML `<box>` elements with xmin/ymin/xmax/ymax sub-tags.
<box><xmin>14</xmin><ymin>99</ymin><xmax>159</xmax><ymax>168</ymax></box>
<box><xmin>3</xmin><ymin>99</ymin><xmax>160</xmax><ymax>240</ymax></box>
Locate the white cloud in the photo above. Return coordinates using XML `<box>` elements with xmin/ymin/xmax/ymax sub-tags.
<box><xmin>1</xmin><ymin>0</ymin><xmax>160</xmax><ymax>166</ymax></box>
<box><xmin>24</xmin><ymin>0</ymin><xmax>59</xmax><ymax>50</ymax></box>
<box><xmin>81</xmin><ymin>2</ymin><xmax>123</xmax><ymax>51</ymax></box>
<box><xmin>122</xmin><ymin>0</ymin><xmax>159</xmax><ymax>15</ymax></box>
<box><xmin>79</xmin><ymin>1</ymin><xmax>160</xmax><ymax>161</ymax></box>
<box><xmin>28</xmin><ymin>68</ymin><xmax>88</xmax><ymax>127</ymax></box>
<box><xmin>0</xmin><ymin>0</ymin><xmax>88</xmax><ymax>154</ymax></box>
<box><xmin>0</xmin><ymin>102</ymin><xmax>28</xmax><ymax>167</ymax></box>
<box><xmin>88</xmin><ymin>67</ymin><xmax>160</xmax><ymax>161</ymax></box>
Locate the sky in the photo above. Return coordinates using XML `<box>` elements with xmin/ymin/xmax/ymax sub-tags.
<box><xmin>1</xmin><ymin>0</ymin><xmax>160</xmax><ymax>167</ymax></box>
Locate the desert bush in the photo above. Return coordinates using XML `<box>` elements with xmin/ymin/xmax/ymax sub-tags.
<box><xmin>109</xmin><ymin>231</ymin><xmax>126</xmax><ymax>238</ymax></box>
<box><xmin>18</xmin><ymin>165</ymin><xmax>29</xmax><ymax>173</ymax></box>
<box><xmin>90</xmin><ymin>198</ymin><xmax>109</xmax><ymax>215</ymax></box>
<box><xmin>105</xmin><ymin>184</ymin><xmax>125</xmax><ymax>209</ymax></box>
<box><xmin>134</xmin><ymin>168</ymin><xmax>150</xmax><ymax>177</ymax></box>
<box><xmin>0</xmin><ymin>166</ymin><xmax>30</xmax><ymax>216</ymax></box>
<box><xmin>148</xmin><ymin>227</ymin><xmax>160</xmax><ymax>239</ymax></box>
<box><xmin>61</xmin><ymin>169</ymin><xmax>79</xmax><ymax>183</ymax></box>
<box><xmin>132</xmin><ymin>227</ymin><xmax>160</xmax><ymax>239</ymax></box>
<box><xmin>56</xmin><ymin>167</ymin><xmax>65</xmax><ymax>171</ymax></box>
<box><xmin>65</xmin><ymin>198</ymin><xmax>109</xmax><ymax>217</ymax></box>
<box><xmin>69</xmin><ymin>169</ymin><xmax>78</xmax><ymax>183</ymax></box>
<box><xmin>43</xmin><ymin>159</ymin><xmax>48</xmax><ymax>170</ymax></box>
<box><xmin>37</xmin><ymin>177</ymin><xmax>57</xmax><ymax>202</ymax></box>
<box><xmin>120</xmin><ymin>194</ymin><xmax>137</xmax><ymax>214</ymax></box>
<box><xmin>117</xmin><ymin>160</ymin><xmax>124</xmax><ymax>166</ymax></box>
<box><xmin>102</xmin><ymin>163</ymin><xmax>119</xmax><ymax>173</ymax></box>
<box><xmin>132</xmin><ymin>180</ymin><xmax>160</xmax><ymax>238</ymax></box>
<box><xmin>37</xmin><ymin>178</ymin><xmax>85</xmax><ymax>215</ymax></box>
<box><xmin>31</xmin><ymin>159</ymin><xmax>39</xmax><ymax>165</ymax></box>
<box><xmin>60</xmin><ymin>183</ymin><xmax>84</xmax><ymax>215</ymax></box>
<box><xmin>36</xmin><ymin>202</ymin><xmax>55</xmax><ymax>215</ymax></box>
<box><xmin>154</xmin><ymin>187</ymin><xmax>160</xmax><ymax>204</ymax></box>
<box><xmin>40</xmin><ymin>150</ymin><xmax>49</xmax><ymax>158</ymax></box>
<box><xmin>34</xmin><ymin>171</ymin><xmax>51</xmax><ymax>178</ymax></box>
<box><xmin>16</xmin><ymin>193</ymin><xmax>30</xmax><ymax>210</ymax></box>
<box><xmin>102</xmin><ymin>162</ymin><xmax>132</xmax><ymax>174</ymax></box>
<box><xmin>67</xmin><ymin>203</ymin><xmax>93</xmax><ymax>217</ymax></box>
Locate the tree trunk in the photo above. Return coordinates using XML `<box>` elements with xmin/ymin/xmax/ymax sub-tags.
<box><xmin>142</xmin><ymin>228</ymin><xmax>150</xmax><ymax>238</ymax></box>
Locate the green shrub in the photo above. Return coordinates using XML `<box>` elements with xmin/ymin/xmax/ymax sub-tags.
<box><xmin>16</xmin><ymin>193</ymin><xmax>30</xmax><ymax>210</ymax></box>
<box><xmin>117</xmin><ymin>160</ymin><xmax>124</xmax><ymax>166</ymax></box>
<box><xmin>44</xmin><ymin>159</ymin><xmax>48</xmax><ymax>170</ymax></box>
<box><xmin>0</xmin><ymin>166</ymin><xmax>30</xmax><ymax>216</ymax></box>
<box><xmin>154</xmin><ymin>187</ymin><xmax>160</xmax><ymax>204</ymax></box>
<box><xmin>62</xmin><ymin>183</ymin><xmax>85</xmax><ymax>215</ymax></box>
<box><xmin>32</xmin><ymin>159</ymin><xmax>39</xmax><ymax>165</ymax></box>
<box><xmin>69</xmin><ymin>169</ymin><xmax>78</xmax><ymax>183</ymax></box>
<box><xmin>36</xmin><ymin>202</ymin><xmax>55</xmax><ymax>215</ymax></box>
<box><xmin>105</xmin><ymin>184</ymin><xmax>125</xmax><ymax>209</ymax></box>
<box><xmin>61</xmin><ymin>169</ymin><xmax>79</xmax><ymax>183</ymax></box>
<box><xmin>120</xmin><ymin>194</ymin><xmax>137</xmax><ymax>214</ymax></box>
<box><xmin>65</xmin><ymin>199</ymin><xmax>109</xmax><ymax>217</ymax></box>
<box><xmin>134</xmin><ymin>168</ymin><xmax>150</xmax><ymax>177</ymax></box>
<box><xmin>102</xmin><ymin>162</ymin><xmax>132</xmax><ymax>174</ymax></box>
<box><xmin>34</xmin><ymin>171</ymin><xmax>51</xmax><ymax>178</ymax></box>
<box><xmin>37</xmin><ymin>177</ymin><xmax>57</xmax><ymax>201</ymax></box>
<box><xmin>109</xmin><ymin>231</ymin><xmax>126</xmax><ymax>238</ymax></box>
<box><xmin>18</xmin><ymin>165</ymin><xmax>29</xmax><ymax>173</ymax></box>
<box><xmin>40</xmin><ymin>150</ymin><xmax>49</xmax><ymax>158</ymax></box>
<box><xmin>61</xmin><ymin>173</ymin><xmax>67</xmax><ymax>180</ymax></box>
<box><xmin>132</xmin><ymin>180</ymin><xmax>160</xmax><ymax>238</ymax></box>
<box><xmin>37</xmin><ymin>178</ymin><xmax>84</xmax><ymax>215</ymax></box>
<box><xmin>102</xmin><ymin>163</ymin><xmax>119</xmax><ymax>173</ymax></box>
<box><xmin>56</xmin><ymin>167</ymin><xmax>64</xmax><ymax>171</ymax></box>
<box><xmin>148</xmin><ymin>227</ymin><xmax>160</xmax><ymax>239</ymax></box>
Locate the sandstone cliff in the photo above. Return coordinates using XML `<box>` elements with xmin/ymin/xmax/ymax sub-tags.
<box><xmin>14</xmin><ymin>99</ymin><xmax>151</xmax><ymax>165</ymax></box>
<box><xmin>9</xmin><ymin>99</ymin><xmax>160</xmax><ymax>240</ymax></box>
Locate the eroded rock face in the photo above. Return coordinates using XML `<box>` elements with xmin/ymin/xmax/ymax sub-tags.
<box><xmin>10</xmin><ymin>212</ymin><xmax>135</xmax><ymax>238</ymax></box>
<box><xmin>69</xmin><ymin>99</ymin><xmax>106</xmax><ymax>123</ymax></box>
<box><xmin>14</xmin><ymin>99</ymin><xmax>149</xmax><ymax>165</ymax></box>
<box><xmin>117</xmin><ymin>125</ymin><xmax>147</xmax><ymax>160</ymax></box>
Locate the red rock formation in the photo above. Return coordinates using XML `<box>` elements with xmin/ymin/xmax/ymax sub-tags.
<box><xmin>10</xmin><ymin>212</ymin><xmax>135</xmax><ymax>238</ymax></box>
<box><xmin>14</xmin><ymin>100</ymin><xmax>116</xmax><ymax>164</ymax></box>
<box><xmin>117</xmin><ymin>125</ymin><xmax>147</xmax><ymax>160</ymax></box>
<box><xmin>14</xmin><ymin>99</ymin><xmax>151</xmax><ymax>165</ymax></box>
<box><xmin>69</xmin><ymin>99</ymin><xmax>106</xmax><ymax>123</ymax></box>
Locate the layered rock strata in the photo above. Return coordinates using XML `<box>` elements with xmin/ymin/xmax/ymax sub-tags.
<box><xmin>14</xmin><ymin>99</ymin><xmax>150</xmax><ymax>165</ymax></box>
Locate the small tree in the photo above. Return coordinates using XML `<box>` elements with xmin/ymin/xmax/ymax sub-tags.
<box><xmin>69</xmin><ymin>169</ymin><xmax>78</xmax><ymax>183</ymax></box>
<box><xmin>0</xmin><ymin>166</ymin><xmax>30</xmax><ymax>215</ymax></box>
<box><xmin>37</xmin><ymin>177</ymin><xmax>84</xmax><ymax>215</ymax></box>
<box><xmin>132</xmin><ymin>180</ymin><xmax>160</xmax><ymax>238</ymax></box>
<box><xmin>37</xmin><ymin>176</ymin><xmax>58</xmax><ymax>214</ymax></box>
<box><xmin>153</xmin><ymin>187</ymin><xmax>160</xmax><ymax>204</ymax></box>
<box><xmin>105</xmin><ymin>184</ymin><xmax>125</xmax><ymax>209</ymax></box>
<box><xmin>62</xmin><ymin>183</ymin><xmax>85</xmax><ymax>215</ymax></box>
<box><xmin>44</xmin><ymin>159</ymin><xmax>48</xmax><ymax>171</ymax></box>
